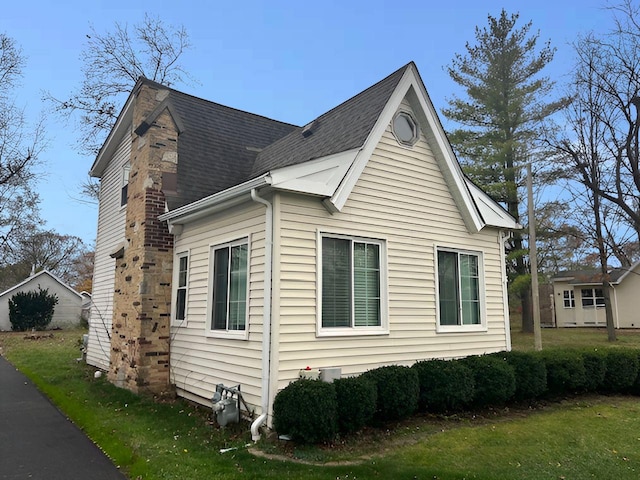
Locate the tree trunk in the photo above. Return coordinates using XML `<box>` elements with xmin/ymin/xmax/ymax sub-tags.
<box><xmin>521</xmin><ymin>289</ymin><xmax>533</xmax><ymax>333</ymax></box>
<box><xmin>592</xmin><ymin>184</ymin><xmax>616</xmax><ymax>342</ymax></box>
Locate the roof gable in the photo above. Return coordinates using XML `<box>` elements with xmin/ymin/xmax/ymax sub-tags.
<box><xmin>0</xmin><ymin>270</ymin><xmax>83</xmax><ymax>300</ymax></box>
<box><xmin>252</xmin><ymin>64</ymin><xmax>407</xmax><ymax>176</ymax></box>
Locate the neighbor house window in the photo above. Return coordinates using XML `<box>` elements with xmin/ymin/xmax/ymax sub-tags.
<box><xmin>437</xmin><ymin>248</ymin><xmax>484</xmax><ymax>330</ymax></box>
<box><xmin>320</xmin><ymin>234</ymin><xmax>387</xmax><ymax>335</ymax></box>
<box><xmin>210</xmin><ymin>239</ymin><xmax>248</xmax><ymax>335</ymax></box>
<box><xmin>563</xmin><ymin>290</ymin><xmax>575</xmax><ymax>308</ymax></box>
<box><xmin>121</xmin><ymin>163</ymin><xmax>130</xmax><ymax>206</ymax></box>
<box><xmin>173</xmin><ymin>252</ymin><xmax>189</xmax><ymax>324</ymax></box>
<box><xmin>581</xmin><ymin>288</ymin><xmax>605</xmax><ymax>308</ymax></box>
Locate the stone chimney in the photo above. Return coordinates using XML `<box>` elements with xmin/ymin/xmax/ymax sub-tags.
<box><xmin>109</xmin><ymin>81</ymin><xmax>179</xmax><ymax>395</ymax></box>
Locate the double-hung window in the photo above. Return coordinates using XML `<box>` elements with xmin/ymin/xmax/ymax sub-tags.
<box><xmin>209</xmin><ymin>238</ymin><xmax>249</xmax><ymax>337</ymax></box>
<box><xmin>173</xmin><ymin>252</ymin><xmax>189</xmax><ymax>325</ymax></box>
<box><xmin>319</xmin><ymin>234</ymin><xmax>387</xmax><ymax>335</ymax></box>
<box><xmin>563</xmin><ymin>290</ymin><xmax>575</xmax><ymax>308</ymax></box>
<box><xmin>581</xmin><ymin>288</ymin><xmax>605</xmax><ymax>308</ymax></box>
<box><xmin>121</xmin><ymin>163</ymin><xmax>130</xmax><ymax>207</ymax></box>
<box><xmin>436</xmin><ymin>248</ymin><xmax>485</xmax><ymax>331</ymax></box>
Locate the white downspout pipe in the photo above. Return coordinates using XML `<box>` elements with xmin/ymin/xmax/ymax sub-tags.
<box><xmin>250</xmin><ymin>188</ymin><xmax>273</xmax><ymax>442</ymax></box>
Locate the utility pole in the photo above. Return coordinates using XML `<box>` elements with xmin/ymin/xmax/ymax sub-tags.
<box><xmin>527</xmin><ymin>163</ymin><xmax>542</xmax><ymax>351</ymax></box>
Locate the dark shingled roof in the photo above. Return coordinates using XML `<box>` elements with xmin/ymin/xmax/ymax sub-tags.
<box><xmin>155</xmin><ymin>87</ymin><xmax>298</xmax><ymax>209</ymax></box>
<box><xmin>137</xmin><ymin>63</ymin><xmax>411</xmax><ymax>210</ymax></box>
<box><xmin>553</xmin><ymin>268</ymin><xmax>627</xmax><ymax>284</ymax></box>
<box><xmin>251</xmin><ymin>63</ymin><xmax>410</xmax><ymax>177</ymax></box>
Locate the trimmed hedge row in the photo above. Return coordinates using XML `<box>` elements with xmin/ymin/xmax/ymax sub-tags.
<box><xmin>272</xmin><ymin>348</ymin><xmax>640</xmax><ymax>444</ymax></box>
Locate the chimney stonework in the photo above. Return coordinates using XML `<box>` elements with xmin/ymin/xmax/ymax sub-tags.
<box><xmin>108</xmin><ymin>83</ymin><xmax>178</xmax><ymax>395</ymax></box>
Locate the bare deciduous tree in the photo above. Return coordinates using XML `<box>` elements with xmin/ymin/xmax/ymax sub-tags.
<box><xmin>0</xmin><ymin>33</ymin><xmax>45</xmax><ymax>254</ymax></box>
<box><xmin>45</xmin><ymin>14</ymin><xmax>193</xmax><ymax>159</ymax></box>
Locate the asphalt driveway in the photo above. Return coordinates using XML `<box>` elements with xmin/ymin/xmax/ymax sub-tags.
<box><xmin>0</xmin><ymin>355</ymin><xmax>127</xmax><ymax>479</ymax></box>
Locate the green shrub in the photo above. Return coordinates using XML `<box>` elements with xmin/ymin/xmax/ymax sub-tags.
<box><xmin>362</xmin><ymin>365</ymin><xmax>419</xmax><ymax>422</ymax></box>
<box><xmin>602</xmin><ymin>349</ymin><xmax>639</xmax><ymax>393</ymax></box>
<box><xmin>490</xmin><ymin>351</ymin><xmax>547</xmax><ymax>401</ymax></box>
<box><xmin>9</xmin><ymin>287</ymin><xmax>59</xmax><ymax>331</ymax></box>
<box><xmin>272</xmin><ymin>379</ymin><xmax>337</xmax><ymax>444</ymax></box>
<box><xmin>579</xmin><ymin>349</ymin><xmax>607</xmax><ymax>392</ymax></box>
<box><xmin>412</xmin><ymin>359</ymin><xmax>474</xmax><ymax>412</ymax></box>
<box><xmin>540</xmin><ymin>350</ymin><xmax>587</xmax><ymax>396</ymax></box>
<box><xmin>333</xmin><ymin>376</ymin><xmax>377</xmax><ymax>434</ymax></box>
<box><xmin>462</xmin><ymin>355</ymin><xmax>516</xmax><ymax>407</ymax></box>
<box><xmin>631</xmin><ymin>351</ymin><xmax>640</xmax><ymax>396</ymax></box>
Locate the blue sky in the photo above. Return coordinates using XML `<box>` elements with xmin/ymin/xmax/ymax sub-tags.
<box><xmin>2</xmin><ymin>0</ymin><xmax>608</xmax><ymax>245</ymax></box>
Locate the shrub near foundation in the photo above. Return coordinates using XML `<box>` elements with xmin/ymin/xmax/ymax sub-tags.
<box><xmin>462</xmin><ymin>355</ymin><xmax>516</xmax><ymax>407</ymax></box>
<box><xmin>490</xmin><ymin>351</ymin><xmax>547</xmax><ymax>401</ymax></box>
<box><xmin>412</xmin><ymin>359</ymin><xmax>475</xmax><ymax>412</ymax></box>
<box><xmin>540</xmin><ymin>350</ymin><xmax>587</xmax><ymax>396</ymax></box>
<box><xmin>333</xmin><ymin>376</ymin><xmax>377</xmax><ymax>434</ymax></box>
<box><xmin>602</xmin><ymin>349</ymin><xmax>639</xmax><ymax>393</ymax></box>
<box><xmin>362</xmin><ymin>365</ymin><xmax>419</xmax><ymax>422</ymax></box>
<box><xmin>580</xmin><ymin>349</ymin><xmax>607</xmax><ymax>392</ymax></box>
<box><xmin>272</xmin><ymin>379</ymin><xmax>337</xmax><ymax>444</ymax></box>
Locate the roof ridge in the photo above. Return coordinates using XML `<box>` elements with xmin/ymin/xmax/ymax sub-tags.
<box><xmin>138</xmin><ymin>77</ymin><xmax>299</xmax><ymax>129</ymax></box>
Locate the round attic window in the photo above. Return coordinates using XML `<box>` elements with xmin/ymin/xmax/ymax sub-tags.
<box><xmin>392</xmin><ymin>112</ymin><xmax>419</xmax><ymax>147</ymax></box>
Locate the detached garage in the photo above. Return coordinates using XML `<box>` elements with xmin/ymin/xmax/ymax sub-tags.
<box><xmin>0</xmin><ymin>270</ymin><xmax>86</xmax><ymax>331</ymax></box>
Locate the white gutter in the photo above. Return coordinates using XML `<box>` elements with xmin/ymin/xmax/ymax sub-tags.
<box><xmin>249</xmin><ymin>188</ymin><xmax>273</xmax><ymax>442</ymax></box>
<box><xmin>159</xmin><ymin>175</ymin><xmax>272</xmax><ymax>224</ymax></box>
<box><xmin>499</xmin><ymin>231</ymin><xmax>512</xmax><ymax>351</ymax></box>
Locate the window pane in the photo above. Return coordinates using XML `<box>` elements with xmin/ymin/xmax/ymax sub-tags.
<box><xmin>212</xmin><ymin>248</ymin><xmax>229</xmax><ymax>330</ymax></box>
<box><xmin>176</xmin><ymin>289</ymin><xmax>186</xmax><ymax>321</ymax></box>
<box><xmin>354</xmin><ymin>243</ymin><xmax>380</xmax><ymax>327</ymax></box>
<box><xmin>322</xmin><ymin>238</ymin><xmax>351</xmax><ymax>327</ymax></box>
<box><xmin>438</xmin><ymin>251</ymin><xmax>459</xmax><ymax>325</ymax></box>
<box><xmin>229</xmin><ymin>245</ymin><xmax>248</xmax><ymax>330</ymax></box>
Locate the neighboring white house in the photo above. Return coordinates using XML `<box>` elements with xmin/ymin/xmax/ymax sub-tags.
<box><xmin>87</xmin><ymin>62</ymin><xmax>520</xmax><ymax>428</ymax></box>
<box><xmin>552</xmin><ymin>261</ymin><xmax>640</xmax><ymax>328</ymax></box>
<box><xmin>0</xmin><ymin>270</ymin><xmax>85</xmax><ymax>331</ymax></box>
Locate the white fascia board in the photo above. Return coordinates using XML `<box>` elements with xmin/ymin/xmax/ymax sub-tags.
<box><xmin>89</xmin><ymin>91</ymin><xmax>135</xmax><ymax>178</ymax></box>
<box><xmin>328</xmin><ymin>65</ymin><xmax>485</xmax><ymax>233</ymax></box>
<box><xmin>466</xmin><ymin>180</ymin><xmax>521</xmax><ymax>230</ymax></box>
<box><xmin>613</xmin><ymin>260</ymin><xmax>640</xmax><ymax>284</ymax></box>
<box><xmin>159</xmin><ymin>175</ymin><xmax>271</xmax><ymax>225</ymax></box>
<box><xmin>269</xmin><ymin>149</ymin><xmax>359</xmax><ymax>197</ymax></box>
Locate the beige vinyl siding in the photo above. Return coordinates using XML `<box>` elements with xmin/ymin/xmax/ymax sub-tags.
<box><xmin>274</xmin><ymin>111</ymin><xmax>509</xmax><ymax>389</ymax></box>
<box><xmin>615</xmin><ymin>268</ymin><xmax>640</xmax><ymax>328</ymax></box>
<box><xmin>86</xmin><ymin>131</ymin><xmax>130</xmax><ymax>369</ymax></box>
<box><xmin>170</xmin><ymin>202</ymin><xmax>267</xmax><ymax>410</ymax></box>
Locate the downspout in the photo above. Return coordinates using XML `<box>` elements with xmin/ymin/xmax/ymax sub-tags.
<box><xmin>250</xmin><ymin>188</ymin><xmax>273</xmax><ymax>442</ymax></box>
<box><xmin>611</xmin><ymin>283</ymin><xmax>620</xmax><ymax>329</ymax></box>
<box><xmin>499</xmin><ymin>231</ymin><xmax>512</xmax><ymax>351</ymax></box>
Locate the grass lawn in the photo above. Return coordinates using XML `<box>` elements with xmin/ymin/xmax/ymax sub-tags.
<box><xmin>2</xmin><ymin>328</ymin><xmax>640</xmax><ymax>479</ymax></box>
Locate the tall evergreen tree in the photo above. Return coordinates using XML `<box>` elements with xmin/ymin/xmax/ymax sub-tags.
<box><xmin>442</xmin><ymin>10</ymin><xmax>567</xmax><ymax>332</ymax></box>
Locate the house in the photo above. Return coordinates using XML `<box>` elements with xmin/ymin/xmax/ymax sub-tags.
<box><xmin>0</xmin><ymin>270</ymin><xmax>86</xmax><ymax>331</ymax></box>
<box><xmin>552</xmin><ymin>262</ymin><xmax>640</xmax><ymax>328</ymax></box>
<box><xmin>86</xmin><ymin>62</ymin><xmax>519</xmax><ymax>432</ymax></box>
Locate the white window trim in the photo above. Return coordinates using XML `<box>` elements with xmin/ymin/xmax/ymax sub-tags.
<box><xmin>581</xmin><ymin>287</ymin><xmax>605</xmax><ymax>309</ymax></box>
<box><xmin>171</xmin><ymin>250</ymin><xmax>189</xmax><ymax>327</ymax></box>
<box><xmin>391</xmin><ymin>110</ymin><xmax>420</xmax><ymax>148</ymax></box>
<box><xmin>434</xmin><ymin>245</ymin><xmax>487</xmax><ymax>334</ymax></box>
<box><xmin>563</xmin><ymin>289</ymin><xmax>575</xmax><ymax>309</ymax></box>
<box><xmin>316</xmin><ymin>230</ymin><xmax>389</xmax><ymax>337</ymax></box>
<box><xmin>206</xmin><ymin>236</ymin><xmax>250</xmax><ymax>340</ymax></box>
